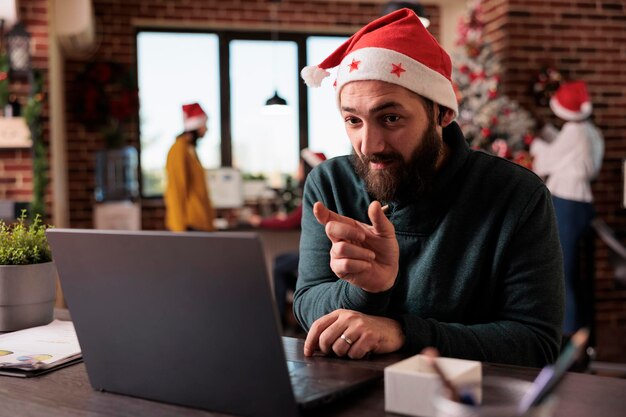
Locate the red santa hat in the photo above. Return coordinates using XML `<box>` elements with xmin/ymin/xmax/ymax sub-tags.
<box><xmin>301</xmin><ymin>8</ymin><xmax>457</xmax><ymax>117</ymax></box>
<box><xmin>550</xmin><ymin>81</ymin><xmax>593</xmax><ymax>122</ymax></box>
<box><xmin>301</xmin><ymin>148</ymin><xmax>327</xmax><ymax>168</ymax></box>
<box><xmin>182</xmin><ymin>103</ymin><xmax>208</xmax><ymax>131</ymax></box>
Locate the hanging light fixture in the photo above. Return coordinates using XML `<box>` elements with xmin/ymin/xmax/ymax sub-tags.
<box><xmin>5</xmin><ymin>22</ymin><xmax>31</xmax><ymax>79</ymax></box>
<box><xmin>382</xmin><ymin>1</ymin><xmax>430</xmax><ymax>28</ymax></box>
<box><xmin>265</xmin><ymin>91</ymin><xmax>287</xmax><ymax>106</ymax></box>
<box><xmin>264</xmin><ymin>0</ymin><xmax>288</xmax><ymax>109</ymax></box>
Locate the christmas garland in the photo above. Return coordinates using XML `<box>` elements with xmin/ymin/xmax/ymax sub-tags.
<box><xmin>0</xmin><ymin>51</ymin><xmax>9</xmax><ymax>108</ymax></box>
<box><xmin>24</xmin><ymin>70</ymin><xmax>46</xmax><ymax>218</ymax></box>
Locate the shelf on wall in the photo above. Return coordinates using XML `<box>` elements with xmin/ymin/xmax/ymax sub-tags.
<box><xmin>0</xmin><ymin>117</ymin><xmax>32</xmax><ymax>149</ymax></box>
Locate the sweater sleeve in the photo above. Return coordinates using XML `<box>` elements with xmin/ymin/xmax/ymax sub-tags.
<box><xmin>293</xmin><ymin>171</ymin><xmax>394</xmax><ymax>330</ymax></box>
<box><xmin>397</xmin><ymin>185</ymin><xmax>564</xmax><ymax>367</ymax></box>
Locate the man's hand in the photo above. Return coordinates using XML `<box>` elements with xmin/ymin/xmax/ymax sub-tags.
<box><xmin>313</xmin><ymin>200</ymin><xmax>399</xmax><ymax>293</ymax></box>
<box><xmin>304</xmin><ymin>309</ymin><xmax>405</xmax><ymax>359</ymax></box>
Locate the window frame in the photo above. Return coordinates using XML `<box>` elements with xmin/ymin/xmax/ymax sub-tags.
<box><xmin>134</xmin><ymin>27</ymin><xmax>348</xmax><ymax>199</ymax></box>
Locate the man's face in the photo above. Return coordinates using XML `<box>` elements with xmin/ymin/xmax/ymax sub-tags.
<box><xmin>339</xmin><ymin>80</ymin><xmax>444</xmax><ymax>202</ymax></box>
<box><xmin>198</xmin><ymin>123</ymin><xmax>208</xmax><ymax>138</ymax></box>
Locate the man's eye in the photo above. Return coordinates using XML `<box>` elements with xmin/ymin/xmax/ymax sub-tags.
<box><xmin>383</xmin><ymin>115</ymin><xmax>401</xmax><ymax>123</ymax></box>
<box><xmin>345</xmin><ymin>117</ymin><xmax>360</xmax><ymax>125</ymax></box>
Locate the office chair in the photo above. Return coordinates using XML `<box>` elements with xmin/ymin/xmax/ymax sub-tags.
<box><xmin>587</xmin><ymin>218</ymin><xmax>626</xmax><ymax>377</ymax></box>
<box><xmin>592</xmin><ymin>218</ymin><xmax>626</xmax><ymax>287</ymax></box>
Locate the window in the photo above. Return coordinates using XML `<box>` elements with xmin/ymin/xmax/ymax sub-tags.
<box><xmin>230</xmin><ymin>40</ymin><xmax>299</xmax><ymax>187</ymax></box>
<box><xmin>306</xmin><ymin>36</ymin><xmax>352</xmax><ymax>159</ymax></box>
<box><xmin>137</xmin><ymin>32</ymin><xmax>221</xmax><ymax>197</ymax></box>
<box><xmin>136</xmin><ymin>30</ymin><xmax>348</xmax><ymax>197</ymax></box>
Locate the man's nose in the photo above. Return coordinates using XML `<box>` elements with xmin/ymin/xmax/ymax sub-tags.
<box><xmin>360</xmin><ymin>125</ymin><xmax>385</xmax><ymax>156</ymax></box>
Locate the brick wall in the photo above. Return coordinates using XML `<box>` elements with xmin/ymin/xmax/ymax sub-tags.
<box><xmin>0</xmin><ymin>148</ymin><xmax>33</xmax><ymax>201</ymax></box>
<box><xmin>482</xmin><ymin>0</ymin><xmax>626</xmax><ymax>362</ymax></box>
<box><xmin>0</xmin><ymin>0</ymin><xmax>50</xmax><ymax>216</ymax></box>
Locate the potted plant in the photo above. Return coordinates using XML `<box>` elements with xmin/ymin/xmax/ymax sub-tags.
<box><xmin>0</xmin><ymin>211</ymin><xmax>56</xmax><ymax>331</ymax></box>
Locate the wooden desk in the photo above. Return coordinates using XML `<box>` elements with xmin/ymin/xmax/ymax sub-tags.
<box><xmin>1</xmin><ymin>337</ymin><xmax>625</xmax><ymax>417</ymax></box>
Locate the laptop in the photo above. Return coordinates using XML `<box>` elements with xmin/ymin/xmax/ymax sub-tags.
<box><xmin>47</xmin><ymin>229</ymin><xmax>382</xmax><ymax>417</ymax></box>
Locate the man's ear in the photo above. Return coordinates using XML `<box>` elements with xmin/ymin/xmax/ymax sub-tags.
<box><xmin>440</xmin><ymin>108</ymin><xmax>456</xmax><ymax>127</ymax></box>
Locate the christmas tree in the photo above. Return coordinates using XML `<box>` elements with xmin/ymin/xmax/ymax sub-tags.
<box><xmin>452</xmin><ymin>0</ymin><xmax>535</xmax><ymax>168</ymax></box>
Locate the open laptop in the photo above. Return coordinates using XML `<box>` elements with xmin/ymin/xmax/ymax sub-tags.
<box><xmin>47</xmin><ymin>229</ymin><xmax>382</xmax><ymax>417</ymax></box>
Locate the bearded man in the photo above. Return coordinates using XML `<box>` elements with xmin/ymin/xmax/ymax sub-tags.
<box><xmin>293</xmin><ymin>9</ymin><xmax>564</xmax><ymax>367</ymax></box>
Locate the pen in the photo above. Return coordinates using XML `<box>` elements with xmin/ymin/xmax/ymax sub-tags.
<box><xmin>517</xmin><ymin>328</ymin><xmax>589</xmax><ymax>414</ymax></box>
<box><xmin>422</xmin><ymin>348</ymin><xmax>476</xmax><ymax>405</ymax></box>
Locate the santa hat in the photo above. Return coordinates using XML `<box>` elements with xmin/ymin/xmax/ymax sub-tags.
<box><xmin>550</xmin><ymin>81</ymin><xmax>593</xmax><ymax>122</ymax></box>
<box><xmin>182</xmin><ymin>103</ymin><xmax>208</xmax><ymax>131</ymax></box>
<box><xmin>301</xmin><ymin>148</ymin><xmax>327</xmax><ymax>168</ymax></box>
<box><xmin>300</xmin><ymin>8</ymin><xmax>458</xmax><ymax>117</ymax></box>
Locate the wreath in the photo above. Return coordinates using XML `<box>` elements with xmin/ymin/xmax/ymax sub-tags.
<box><xmin>74</xmin><ymin>61</ymin><xmax>138</xmax><ymax>148</ymax></box>
<box><xmin>530</xmin><ymin>65</ymin><xmax>563</xmax><ymax>107</ymax></box>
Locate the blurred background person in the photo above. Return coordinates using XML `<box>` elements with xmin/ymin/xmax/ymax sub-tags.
<box><xmin>165</xmin><ymin>103</ymin><xmax>216</xmax><ymax>232</ymax></box>
<box><xmin>246</xmin><ymin>149</ymin><xmax>326</xmax><ymax>328</ymax></box>
<box><xmin>531</xmin><ymin>80</ymin><xmax>604</xmax><ymax>336</ymax></box>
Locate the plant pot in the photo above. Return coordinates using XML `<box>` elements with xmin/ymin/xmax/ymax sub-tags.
<box><xmin>0</xmin><ymin>262</ymin><xmax>57</xmax><ymax>331</ymax></box>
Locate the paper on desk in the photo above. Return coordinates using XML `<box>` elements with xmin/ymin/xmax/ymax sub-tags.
<box><xmin>0</xmin><ymin>320</ymin><xmax>81</xmax><ymax>372</ymax></box>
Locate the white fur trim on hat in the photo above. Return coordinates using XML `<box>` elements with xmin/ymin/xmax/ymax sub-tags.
<box><xmin>549</xmin><ymin>97</ymin><xmax>592</xmax><ymax>122</ymax></box>
<box><xmin>301</xmin><ymin>65</ymin><xmax>331</xmax><ymax>87</ymax></box>
<box><xmin>335</xmin><ymin>47</ymin><xmax>458</xmax><ymax>117</ymax></box>
<box><xmin>184</xmin><ymin>115</ymin><xmax>208</xmax><ymax>132</ymax></box>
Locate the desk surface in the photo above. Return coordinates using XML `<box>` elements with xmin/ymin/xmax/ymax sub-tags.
<box><xmin>1</xmin><ymin>337</ymin><xmax>625</xmax><ymax>417</ymax></box>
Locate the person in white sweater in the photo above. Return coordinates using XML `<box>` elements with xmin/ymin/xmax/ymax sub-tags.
<box><xmin>531</xmin><ymin>80</ymin><xmax>604</xmax><ymax>336</ymax></box>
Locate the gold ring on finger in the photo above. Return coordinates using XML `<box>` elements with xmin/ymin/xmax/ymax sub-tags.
<box><xmin>340</xmin><ymin>333</ymin><xmax>353</xmax><ymax>346</ymax></box>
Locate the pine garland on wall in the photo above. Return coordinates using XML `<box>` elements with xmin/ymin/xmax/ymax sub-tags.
<box><xmin>0</xmin><ymin>52</ymin><xmax>8</xmax><ymax>108</ymax></box>
<box><xmin>24</xmin><ymin>70</ymin><xmax>46</xmax><ymax>219</ymax></box>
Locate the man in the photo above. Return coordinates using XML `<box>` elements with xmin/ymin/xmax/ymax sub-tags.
<box><xmin>294</xmin><ymin>9</ymin><xmax>563</xmax><ymax>367</ymax></box>
<box><xmin>165</xmin><ymin>103</ymin><xmax>215</xmax><ymax>232</ymax></box>
<box><xmin>531</xmin><ymin>80</ymin><xmax>604</xmax><ymax>336</ymax></box>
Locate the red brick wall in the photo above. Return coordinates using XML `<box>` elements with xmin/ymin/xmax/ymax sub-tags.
<box><xmin>482</xmin><ymin>0</ymin><xmax>626</xmax><ymax>362</ymax></box>
<box><xmin>0</xmin><ymin>148</ymin><xmax>33</xmax><ymax>201</ymax></box>
<box><xmin>0</xmin><ymin>0</ymin><xmax>49</xmax><ymax>216</ymax></box>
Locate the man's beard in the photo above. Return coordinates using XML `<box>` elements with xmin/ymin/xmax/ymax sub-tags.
<box><xmin>352</xmin><ymin>122</ymin><xmax>443</xmax><ymax>203</ymax></box>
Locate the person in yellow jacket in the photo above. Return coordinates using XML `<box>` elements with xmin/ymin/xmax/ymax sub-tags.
<box><xmin>165</xmin><ymin>103</ymin><xmax>215</xmax><ymax>231</ymax></box>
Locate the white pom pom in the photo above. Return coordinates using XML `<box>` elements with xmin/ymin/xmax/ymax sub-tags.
<box><xmin>580</xmin><ymin>101</ymin><xmax>593</xmax><ymax>115</ymax></box>
<box><xmin>301</xmin><ymin>65</ymin><xmax>330</xmax><ymax>87</ymax></box>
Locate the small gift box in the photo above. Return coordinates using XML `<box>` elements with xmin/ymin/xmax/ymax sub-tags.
<box><xmin>384</xmin><ymin>354</ymin><xmax>482</xmax><ymax>417</ymax></box>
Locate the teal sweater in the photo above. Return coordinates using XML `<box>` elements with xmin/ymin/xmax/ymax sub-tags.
<box><xmin>294</xmin><ymin>123</ymin><xmax>564</xmax><ymax>367</ymax></box>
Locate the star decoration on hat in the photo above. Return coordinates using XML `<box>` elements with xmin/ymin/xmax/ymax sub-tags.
<box><xmin>348</xmin><ymin>58</ymin><xmax>361</xmax><ymax>72</ymax></box>
<box><xmin>390</xmin><ymin>63</ymin><xmax>406</xmax><ymax>78</ymax></box>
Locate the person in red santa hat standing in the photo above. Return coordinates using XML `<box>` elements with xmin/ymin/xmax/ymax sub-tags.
<box><xmin>165</xmin><ymin>103</ymin><xmax>216</xmax><ymax>232</ymax></box>
<box><xmin>293</xmin><ymin>8</ymin><xmax>563</xmax><ymax>367</ymax></box>
<box><xmin>531</xmin><ymin>80</ymin><xmax>604</xmax><ymax>337</ymax></box>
